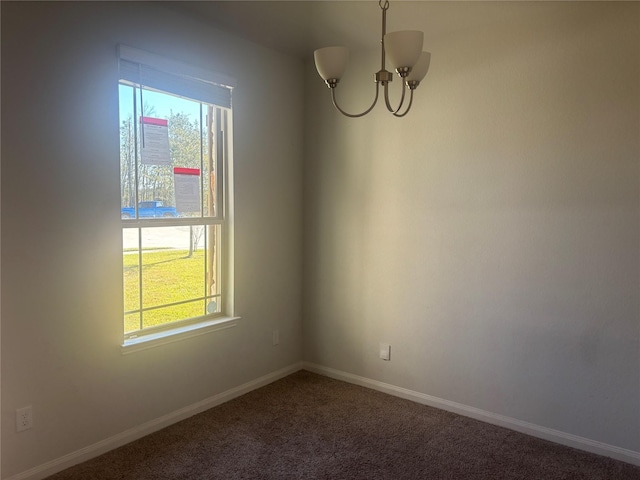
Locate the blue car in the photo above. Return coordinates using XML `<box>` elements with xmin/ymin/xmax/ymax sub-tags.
<box><xmin>121</xmin><ymin>201</ymin><xmax>178</xmax><ymax>219</ymax></box>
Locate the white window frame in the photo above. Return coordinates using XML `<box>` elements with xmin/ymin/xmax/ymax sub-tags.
<box><xmin>117</xmin><ymin>46</ymin><xmax>238</xmax><ymax>353</ymax></box>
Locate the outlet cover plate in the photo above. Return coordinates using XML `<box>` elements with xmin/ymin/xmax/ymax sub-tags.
<box><xmin>379</xmin><ymin>343</ymin><xmax>391</xmax><ymax>361</ymax></box>
<box><xmin>16</xmin><ymin>406</ymin><xmax>33</xmax><ymax>432</ymax></box>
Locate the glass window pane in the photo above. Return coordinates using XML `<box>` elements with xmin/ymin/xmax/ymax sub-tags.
<box><xmin>135</xmin><ymin>90</ymin><xmax>205</xmax><ymax>218</ymax></box>
<box><xmin>142</xmin><ymin>300</ymin><xmax>206</xmax><ymax>330</ymax></box>
<box><xmin>205</xmin><ymin>296</ymin><xmax>221</xmax><ymax>315</ymax></box>
<box><xmin>120</xmin><ymin>84</ymin><xmax>216</xmax><ymax>220</ymax></box>
<box><xmin>124</xmin><ymin>313</ymin><xmax>141</xmax><ymax>335</ymax></box>
<box><xmin>120</xmin><ymin>84</ymin><xmax>136</xmax><ymax>215</ymax></box>
<box><xmin>123</xmin><ymin>228</ymin><xmax>140</xmax><ymax>312</ymax></box>
<box><xmin>204</xmin><ymin>224</ymin><xmax>221</xmax><ymax>299</ymax></box>
<box><xmin>203</xmin><ymin>105</ymin><xmax>216</xmax><ymax>218</ymax></box>
<box><xmin>140</xmin><ymin>227</ymin><xmax>204</xmax><ymax>311</ymax></box>
<box><xmin>123</xmin><ymin>224</ymin><xmax>222</xmax><ymax>334</ymax></box>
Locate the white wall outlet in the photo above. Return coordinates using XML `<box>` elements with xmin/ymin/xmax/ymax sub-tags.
<box><xmin>272</xmin><ymin>329</ymin><xmax>280</xmax><ymax>346</ymax></box>
<box><xmin>379</xmin><ymin>343</ymin><xmax>391</xmax><ymax>361</ymax></box>
<box><xmin>16</xmin><ymin>406</ymin><xmax>33</xmax><ymax>432</ymax></box>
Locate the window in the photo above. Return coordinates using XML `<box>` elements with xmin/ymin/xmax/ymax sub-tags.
<box><xmin>118</xmin><ymin>46</ymin><xmax>235</xmax><ymax>348</ymax></box>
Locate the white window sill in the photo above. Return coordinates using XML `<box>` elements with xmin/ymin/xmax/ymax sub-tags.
<box><xmin>121</xmin><ymin>315</ymin><xmax>240</xmax><ymax>354</ymax></box>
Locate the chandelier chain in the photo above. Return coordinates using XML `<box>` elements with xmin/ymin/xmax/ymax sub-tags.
<box><xmin>379</xmin><ymin>0</ymin><xmax>390</xmax><ymax>11</ymax></box>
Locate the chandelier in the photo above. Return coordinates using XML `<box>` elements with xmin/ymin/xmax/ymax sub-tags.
<box><xmin>313</xmin><ymin>0</ymin><xmax>431</xmax><ymax>118</ymax></box>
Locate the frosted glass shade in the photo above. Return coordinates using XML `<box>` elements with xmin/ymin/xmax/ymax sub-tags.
<box><xmin>407</xmin><ymin>52</ymin><xmax>431</xmax><ymax>82</ymax></box>
<box><xmin>383</xmin><ymin>31</ymin><xmax>424</xmax><ymax>69</ymax></box>
<box><xmin>314</xmin><ymin>46</ymin><xmax>349</xmax><ymax>81</ymax></box>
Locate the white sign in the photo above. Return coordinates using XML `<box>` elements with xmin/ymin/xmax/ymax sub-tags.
<box><xmin>174</xmin><ymin>168</ymin><xmax>201</xmax><ymax>213</ymax></box>
<box><xmin>140</xmin><ymin>117</ymin><xmax>171</xmax><ymax>165</ymax></box>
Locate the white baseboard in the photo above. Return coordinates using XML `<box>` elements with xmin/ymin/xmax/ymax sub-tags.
<box><xmin>302</xmin><ymin>362</ymin><xmax>640</xmax><ymax>467</ymax></box>
<box><xmin>6</xmin><ymin>362</ymin><xmax>304</xmax><ymax>480</ymax></box>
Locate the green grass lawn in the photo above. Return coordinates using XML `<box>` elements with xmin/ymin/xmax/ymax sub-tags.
<box><xmin>124</xmin><ymin>249</ymin><xmax>210</xmax><ymax>333</ymax></box>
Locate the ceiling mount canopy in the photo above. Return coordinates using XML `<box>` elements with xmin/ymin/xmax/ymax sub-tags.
<box><xmin>314</xmin><ymin>0</ymin><xmax>431</xmax><ymax>118</ymax></box>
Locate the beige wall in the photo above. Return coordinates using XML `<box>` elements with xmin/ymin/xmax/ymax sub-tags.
<box><xmin>1</xmin><ymin>2</ymin><xmax>303</xmax><ymax>477</ymax></box>
<box><xmin>303</xmin><ymin>1</ymin><xmax>639</xmax><ymax>452</ymax></box>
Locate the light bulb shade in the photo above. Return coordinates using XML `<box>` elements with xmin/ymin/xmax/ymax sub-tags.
<box><xmin>314</xmin><ymin>46</ymin><xmax>349</xmax><ymax>81</ymax></box>
<box><xmin>407</xmin><ymin>52</ymin><xmax>431</xmax><ymax>82</ymax></box>
<box><xmin>383</xmin><ymin>30</ymin><xmax>424</xmax><ymax>69</ymax></box>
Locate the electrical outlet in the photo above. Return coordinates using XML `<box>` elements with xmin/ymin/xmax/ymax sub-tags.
<box><xmin>380</xmin><ymin>343</ymin><xmax>391</xmax><ymax>361</ymax></box>
<box><xmin>272</xmin><ymin>329</ymin><xmax>280</xmax><ymax>346</ymax></box>
<box><xmin>16</xmin><ymin>406</ymin><xmax>33</xmax><ymax>432</ymax></box>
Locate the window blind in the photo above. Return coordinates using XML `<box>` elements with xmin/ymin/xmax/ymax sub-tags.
<box><xmin>118</xmin><ymin>46</ymin><xmax>233</xmax><ymax>109</ymax></box>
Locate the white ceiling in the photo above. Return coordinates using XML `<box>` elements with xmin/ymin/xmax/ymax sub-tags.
<box><xmin>167</xmin><ymin>1</ymin><xmax>563</xmax><ymax>60</ymax></box>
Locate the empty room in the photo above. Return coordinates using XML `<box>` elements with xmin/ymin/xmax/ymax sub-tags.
<box><xmin>1</xmin><ymin>1</ymin><xmax>639</xmax><ymax>479</ymax></box>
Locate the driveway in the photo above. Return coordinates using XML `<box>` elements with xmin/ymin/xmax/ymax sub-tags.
<box><xmin>122</xmin><ymin>226</ymin><xmax>194</xmax><ymax>250</ymax></box>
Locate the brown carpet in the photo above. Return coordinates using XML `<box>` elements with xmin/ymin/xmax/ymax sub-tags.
<box><xmin>46</xmin><ymin>370</ymin><xmax>640</xmax><ymax>479</ymax></box>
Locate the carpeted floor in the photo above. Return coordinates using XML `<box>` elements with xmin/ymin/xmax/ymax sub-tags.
<box><xmin>46</xmin><ymin>370</ymin><xmax>640</xmax><ymax>479</ymax></box>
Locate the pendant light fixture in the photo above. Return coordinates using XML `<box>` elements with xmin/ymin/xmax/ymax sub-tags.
<box><xmin>314</xmin><ymin>0</ymin><xmax>431</xmax><ymax>118</ymax></box>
